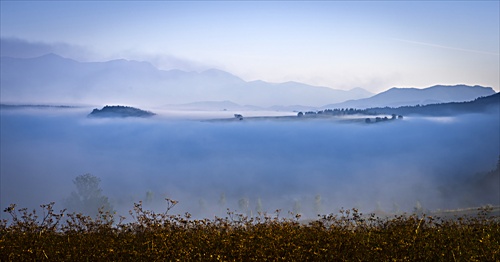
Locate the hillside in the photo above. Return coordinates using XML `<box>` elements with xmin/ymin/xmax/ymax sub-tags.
<box><xmin>88</xmin><ymin>105</ymin><xmax>155</xmax><ymax>118</ymax></box>
<box><xmin>324</xmin><ymin>85</ymin><xmax>496</xmax><ymax>109</ymax></box>
<box><xmin>365</xmin><ymin>93</ymin><xmax>499</xmax><ymax>116</ymax></box>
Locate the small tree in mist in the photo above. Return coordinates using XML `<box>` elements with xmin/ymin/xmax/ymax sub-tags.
<box><xmin>255</xmin><ymin>197</ymin><xmax>263</xmax><ymax>214</ymax></box>
<box><xmin>216</xmin><ymin>193</ymin><xmax>226</xmax><ymax>215</ymax></box>
<box><xmin>145</xmin><ymin>190</ymin><xmax>154</xmax><ymax>205</ymax></box>
<box><xmin>238</xmin><ymin>197</ymin><xmax>249</xmax><ymax>215</ymax></box>
<box><xmin>314</xmin><ymin>194</ymin><xmax>323</xmax><ymax>215</ymax></box>
<box><xmin>414</xmin><ymin>200</ymin><xmax>424</xmax><ymax>215</ymax></box>
<box><xmin>218</xmin><ymin>193</ymin><xmax>226</xmax><ymax>207</ymax></box>
<box><xmin>64</xmin><ymin>173</ymin><xmax>113</xmax><ymax>217</ymax></box>
<box><xmin>392</xmin><ymin>202</ymin><xmax>401</xmax><ymax>214</ymax></box>
<box><xmin>293</xmin><ymin>200</ymin><xmax>302</xmax><ymax>215</ymax></box>
<box><xmin>199</xmin><ymin>198</ymin><xmax>208</xmax><ymax>214</ymax></box>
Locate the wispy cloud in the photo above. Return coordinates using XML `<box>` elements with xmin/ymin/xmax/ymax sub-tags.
<box><xmin>392</xmin><ymin>38</ymin><xmax>499</xmax><ymax>56</ymax></box>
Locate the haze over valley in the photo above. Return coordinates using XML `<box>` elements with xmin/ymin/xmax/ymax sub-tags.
<box><xmin>1</xmin><ymin>99</ymin><xmax>499</xmax><ymax>219</ymax></box>
<box><xmin>1</xmin><ymin>84</ymin><xmax>498</xmax><ymax>219</ymax></box>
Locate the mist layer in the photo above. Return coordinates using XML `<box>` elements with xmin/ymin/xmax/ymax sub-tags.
<box><xmin>1</xmin><ymin>109</ymin><xmax>498</xmax><ymax>219</ymax></box>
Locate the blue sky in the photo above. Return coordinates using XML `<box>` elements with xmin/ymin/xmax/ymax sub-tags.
<box><xmin>1</xmin><ymin>1</ymin><xmax>499</xmax><ymax>92</ymax></box>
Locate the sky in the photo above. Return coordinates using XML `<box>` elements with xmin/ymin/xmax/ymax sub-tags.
<box><xmin>1</xmin><ymin>1</ymin><xmax>499</xmax><ymax>93</ymax></box>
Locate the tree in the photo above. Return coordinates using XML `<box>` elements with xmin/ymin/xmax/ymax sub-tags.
<box><xmin>414</xmin><ymin>200</ymin><xmax>423</xmax><ymax>215</ymax></box>
<box><xmin>238</xmin><ymin>197</ymin><xmax>249</xmax><ymax>215</ymax></box>
<box><xmin>145</xmin><ymin>190</ymin><xmax>154</xmax><ymax>204</ymax></box>
<box><xmin>218</xmin><ymin>192</ymin><xmax>226</xmax><ymax>207</ymax></box>
<box><xmin>314</xmin><ymin>194</ymin><xmax>322</xmax><ymax>215</ymax></box>
<box><xmin>255</xmin><ymin>197</ymin><xmax>263</xmax><ymax>214</ymax></box>
<box><xmin>64</xmin><ymin>174</ymin><xmax>113</xmax><ymax>217</ymax></box>
<box><xmin>293</xmin><ymin>200</ymin><xmax>301</xmax><ymax>215</ymax></box>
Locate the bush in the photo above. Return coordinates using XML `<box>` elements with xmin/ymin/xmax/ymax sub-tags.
<box><xmin>1</xmin><ymin>201</ymin><xmax>499</xmax><ymax>261</ymax></box>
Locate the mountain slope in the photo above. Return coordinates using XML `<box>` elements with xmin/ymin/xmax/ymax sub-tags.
<box><xmin>323</xmin><ymin>85</ymin><xmax>496</xmax><ymax>109</ymax></box>
<box><xmin>365</xmin><ymin>92</ymin><xmax>500</xmax><ymax>116</ymax></box>
<box><xmin>0</xmin><ymin>54</ymin><xmax>372</xmax><ymax>107</ymax></box>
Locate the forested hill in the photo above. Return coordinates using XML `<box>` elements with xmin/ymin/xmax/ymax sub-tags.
<box><xmin>88</xmin><ymin>105</ymin><xmax>155</xmax><ymax>118</ymax></box>
<box><xmin>365</xmin><ymin>93</ymin><xmax>499</xmax><ymax>116</ymax></box>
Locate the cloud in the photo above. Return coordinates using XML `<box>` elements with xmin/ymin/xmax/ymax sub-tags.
<box><xmin>108</xmin><ymin>50</ymin><xmax>213</xmax><ymax>72</ymax></box>
<box><xmin>0</xmin><ymin>37</ymin><xmax>214</xmax><ymax>73</ymax></box>
<box><xmin>391</xmin><ymin>38</ymin><xmax>500</xmax><ymax>56</ymax></box>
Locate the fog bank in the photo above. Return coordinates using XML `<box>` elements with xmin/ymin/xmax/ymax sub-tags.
<box><xmin>1</xmin><ymin>108</ymin><xmax>498</xmax><ymax>219</ymax></box>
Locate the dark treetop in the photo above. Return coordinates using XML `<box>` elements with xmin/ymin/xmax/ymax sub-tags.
<box><xmin>88</xmin><ymin>105</ymin><xmax>155</xmax><ymax>118</ymax></box>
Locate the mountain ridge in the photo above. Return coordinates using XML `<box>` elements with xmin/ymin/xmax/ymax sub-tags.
<box><xmin>363</xmin><ymin>92</ymin><xmax>499</xmax><ymax>116</ymax></box>
<box><xmin>1</xmin><ymin>53</ymin><xmax>494</xmax><ymax>109</ymax></box>
<box><xmin>0</xmin><ymin>53</ymin><xmax>373</xmax><ymax>107</ymax></box>
<box><xmin>323</xmin><ymin>84</ymin><xmax>495</xmax><ymax>109</ymax></box>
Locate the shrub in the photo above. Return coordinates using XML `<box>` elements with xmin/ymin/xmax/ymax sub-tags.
<box><xmin>1</xmin><ymin>201</ymin><xmax>499</xmax><ymax>261</ymax></box>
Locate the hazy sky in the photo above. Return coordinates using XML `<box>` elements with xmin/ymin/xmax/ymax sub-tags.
<box><xmin>1</xmin><ymin>1</ymin><xmax>499</xmax><ymax>92</ymax></box>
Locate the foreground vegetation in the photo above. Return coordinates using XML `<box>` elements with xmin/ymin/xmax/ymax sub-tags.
<box><xmin>1</xmin><ymin>200</ymin><xmax>499</xmax><ymax>261</ymax></box>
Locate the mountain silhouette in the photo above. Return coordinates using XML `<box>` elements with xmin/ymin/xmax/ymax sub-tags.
<box><xmin>323</xmin><ymin>85</ymin><xmax>495</xmax><ymax>109</ymax></box>
<box><xmin>0</xmin><ymin>54</ymin><xmax>372</xmax><ymax>107</ymax></box>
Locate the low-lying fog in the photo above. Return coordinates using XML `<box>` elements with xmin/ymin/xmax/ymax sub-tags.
<box><xmin>1</xmin><ymin>107</ymin><xmax>499</xmax><ymax>220</ymax></box>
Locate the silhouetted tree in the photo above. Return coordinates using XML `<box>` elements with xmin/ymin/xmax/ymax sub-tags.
<box><xmin>64</xmin><ymin>173</ymin><xmax>113</xmax><ymax>217</ymax></box>
<box><xmin>255</xmin><ymin>197</ymin><xmax>263</xmax><ymax>214</ymax></box>
<box><xmin>238</xmin><ymin>197</ymin><xmax>249</xmax><ymax>215</ymax></box>
<box><xmin>414</xmin><ymin>200</ymin><xmax>424</xmax><ymax>215</ymax></box>
<box><xmin>314</xmin><ymin>194</ymin><xmax>322</xmax><ymax>215</ymax></box>
<box><xmin>293</xmin><ymin>200</ymin><xmax>301</xmax><ymax>214</ymax></box>
<box><xmin>145</xmin><ymin>190</ymin><xmax>154</xmax><ymax>204</ymax></box>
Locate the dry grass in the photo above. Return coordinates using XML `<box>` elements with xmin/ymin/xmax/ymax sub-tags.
<box><xmin>1</xmin><ymin>200</ymin><xmax>499</xmax><ymax>261</ymax></box>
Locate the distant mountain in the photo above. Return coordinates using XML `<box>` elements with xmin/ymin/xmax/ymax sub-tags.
<box><xmin>365</xmin><ymin>93</ymin><xmax>499</xmax><ymax>116</ymax></box>
<box><xmin>164</xmin><ymin>100</ymin><xmax>319</xmax><ymax>112</ymax></box>
<box><xmin>0</xmin><ymin>54</ymin><xmax>373</xmax><ymax>107</ymax></box>
<box><xmin>88</xmin><ymin>105</ymin><xmax>155</xmax><ymax>118</ymax></box>
<box><xmin>0</xmin><ymin>104</ymin><xmax>78</xmax><ymax>109</ymax></box>
<box><xmin>323</xmin><ymin>85</ymin><xmax>496</xmax><ymax>109</ymax></box>
<box><xmin>163</xmin><ymin>101</ymin><xmax>262</xmax><ymax>111</ymax></box>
